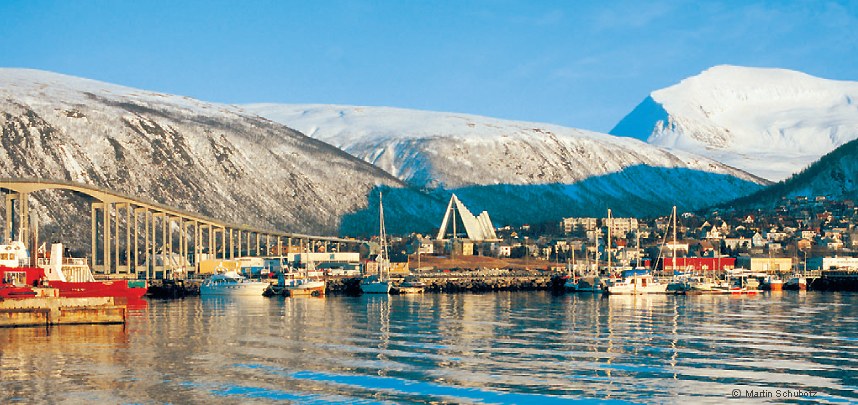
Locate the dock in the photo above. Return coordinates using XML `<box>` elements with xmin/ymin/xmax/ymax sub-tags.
<box><xmin>0</xmin><ymin>290</ymin><xmax>126</xmax><ymax>327</ymax></box>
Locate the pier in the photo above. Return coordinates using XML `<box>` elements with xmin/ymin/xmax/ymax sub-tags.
<box><xmin>0</xmin><ymin>292</ymin><xmax>126</xmax><ymax>327</ymax></box>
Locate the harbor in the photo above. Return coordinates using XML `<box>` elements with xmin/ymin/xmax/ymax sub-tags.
<box><xmin>2</xmin><ymin>290</ymin><xmax>856</xmax><ymax>403</ymax></box>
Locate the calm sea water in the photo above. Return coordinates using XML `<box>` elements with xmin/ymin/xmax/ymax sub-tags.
<box><xmin>1</xmin><ymin>291</ymin><xmax>857</xmax><ymax>404</ymax></box>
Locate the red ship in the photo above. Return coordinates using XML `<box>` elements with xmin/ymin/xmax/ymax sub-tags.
<box><xmin>0</xmin><ymin>241</ymin><xmax>147</xmax><ymax>300</ymax></box>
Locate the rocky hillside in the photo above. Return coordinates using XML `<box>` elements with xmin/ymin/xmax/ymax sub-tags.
<box><xmin>0</xmin><ymin>69</ymin><xmax>408</xmax><ymax>246</ymax></box>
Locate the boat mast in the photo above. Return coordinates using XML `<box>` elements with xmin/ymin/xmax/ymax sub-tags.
<box><xmin>672</xmin><ymin>205</ymin><xmax>677</xmax><ymax>276</ymax></box>
<box><xmin>379</xmin><ymin>192</ymin><xmax>389</xmax><ymax>281</ymax></box>
<box><xmin>594</xmin><ymin>222</ymin><xmax>599</xmax><ymax>276</ymax></box>
<box><xmin>605</xmin><ymin>208</ymin><xmax>614</xmax><ymax>274</ymax></box>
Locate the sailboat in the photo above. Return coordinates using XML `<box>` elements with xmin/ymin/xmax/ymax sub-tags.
<box><xmin>362</xmin><ymin>192</ymin><xmax>392</xmax><ymax>294</ymax></box>
<box><xmin>565</xmin><ymin>211</ymin><xmax>604</xmax><ymax>293</ymax></box>
<box><xmin>606</xmin><ymin>207</ymin><xmax>669</xmax><ymax>295</ymax></box>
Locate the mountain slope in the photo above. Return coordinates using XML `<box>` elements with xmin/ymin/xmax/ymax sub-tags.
<box><xmin>243</xmin><ymin>103</ymin><xmax>769</xmax><ymax>222</ymax></box>
<box><xmin>729</xmin><ymin>137</ymin><xmax>858</xmax><ymax>208</ymax></box>
<box><xmin>611</xmin><ymin>65</ymin><xmax>858</xmax><ymax>182</ymax></box>
<box><xmin>0</xmin><ymin>69</ymin><xmax>410</xmax><ymax>244</ymax></box>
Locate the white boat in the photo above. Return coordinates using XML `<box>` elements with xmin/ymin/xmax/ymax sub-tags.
<box><xmin>606</xmin><ymin>269</ymin><xmax>668</xmax><ymax>295</ymax></box>
<box><xmin>200</xmin><ymin>270</ymin><xmax>269</xmax><ymax>296</ymax></box>
<box><xmin>362</xmin><ymin>192</ymin><xmax>392</xmax><ymax>295</ymax></box>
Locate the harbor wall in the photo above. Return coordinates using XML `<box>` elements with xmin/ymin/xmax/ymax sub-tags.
<box><xmin>0</xmin><ymin>296</ymin><xmax>126</xmax><ymax>327</ymax></box>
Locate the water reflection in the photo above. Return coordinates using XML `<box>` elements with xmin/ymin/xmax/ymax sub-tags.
<box><xmin>1</xmin><ymin>292</ymin><xmax>856</xmax><ymax>403</ymax></box>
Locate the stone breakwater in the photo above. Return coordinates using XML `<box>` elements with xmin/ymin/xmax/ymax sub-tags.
<box><xmin>144</xmin><ymin>273</ymin><xmax>569</xmax><ymax>297</ymax></box>
<box><xmin>326</xmin><ymin>273</ymin><xmax>566</xmax><ymax>295</ymax></box>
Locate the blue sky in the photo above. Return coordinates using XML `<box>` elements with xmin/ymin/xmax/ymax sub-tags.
<box><xmin>1</xmin><ymin>0</ymin><xmax>856</xmax><ymax>133</ymax></box>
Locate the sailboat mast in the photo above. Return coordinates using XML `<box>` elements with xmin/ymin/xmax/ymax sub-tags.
<box><xmin>672</xmin><ymin>205</ymin><xmax>677</xmax><ymax>275</ymax></box>
<box><xmin>605</xmin><ymin>208</ymin><xmax>614</xmax><ymax>274</ymax></box>
<box><xmin>379</xmin><ymin>192</ymin><xmax>388</xmax><ymax>280</ymax></box>
<box><xmin>594</xmin><ymin>222</ymin><xmax>599</xmax><ymax>276</ymax></box>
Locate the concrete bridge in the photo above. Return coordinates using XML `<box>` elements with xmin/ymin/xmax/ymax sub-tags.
<box><xmin>0</xmin><ymin>178</ymin><xmax>359</xmax><ymax>279</ymax></box>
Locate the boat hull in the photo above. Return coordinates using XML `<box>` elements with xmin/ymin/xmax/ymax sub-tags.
<box><xmin>50</xmin><ymin>280</ymin><xmax>147</xmax><ymax>299</ymax></box>
<box><xmin>361</xmin><ymin>281</ymin><xmax>391</xmax><ymax>294</ymax></box>
<box><xmin>565</xmin><ymin>276</ymin><xmax>602</xmax><ymax>293</ymax></box>
<box><xmin>284</xmin><ymin>281</ymin><xmax>326</xmax><ymax>297</ymax></box>
<box><xmin>607</xmin><ymin>285</ymin><xmax>669</xmax><ymax>295</ymax></box>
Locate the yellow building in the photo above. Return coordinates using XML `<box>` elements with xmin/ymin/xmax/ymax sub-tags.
<box><xmin>736</xmin><ymin>257</ymin><xmax>793</xmax><ymax>272</ymax></box>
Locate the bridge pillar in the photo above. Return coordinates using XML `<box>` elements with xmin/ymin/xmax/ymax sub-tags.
<box><xmin>5</xmin><ymin>193</ymin><xmax>14</xmax><ymax>243</ymax></box>
<box><xmin>229</xmin><ymin>228</ymin><xmax>234</xmax><ymax>259</ymax></box>
<box><xmin>4</xmin><ymin>192</ymin><xmax>32</xmax><ymax>246</ymax></box>
<box><xmin>194</xmin><ymin>221</ymin><xmax>201</xmax><ymax>269</ymax></box>
<box><xmin>134</xmin><ymin>207</ymin><xmax>147</xmax><ymax>275</ymax></box>
<box><xmin>104</xmin><ymin>202</ymin><xmax>112</xmax><ymax>274</ymax></box>
<box><xmin>144</xmin><ymin>210</ymin><xmax>151</xmax><ymax>279</ymax></box>
<box><xmin>91</xmin><ymin>202</ymin><xmax>97</xmax><ymax>272</ymax></box>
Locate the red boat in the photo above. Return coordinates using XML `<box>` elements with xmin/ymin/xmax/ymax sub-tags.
<box><xmin>0</xmin><ymin>241</ymin><xmax>147</xmax><ymax>300</ymax></box>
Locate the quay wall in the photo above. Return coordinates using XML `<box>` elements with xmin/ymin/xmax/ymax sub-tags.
<box><xmin>0</xmin><ymin>296</ymin><xmax>126</xmax><ymax>327</ymax></box>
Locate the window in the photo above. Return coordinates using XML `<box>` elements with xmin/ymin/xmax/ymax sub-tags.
<box><xmin>3</xmin><ymin>271</ymin><xmax>27</xmax><ymax>286</ymax></box>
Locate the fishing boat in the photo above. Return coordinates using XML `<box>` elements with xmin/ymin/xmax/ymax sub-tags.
<box><xmin>762</xmin><ymin>274</ymin><xmax>784</xmax><ymax>291</ymax></box>
<box><xmin>1</xmin><ymin>241</ymin><xmax>147</xmax><ymax>299</ymax></box>
<box><xmin>784</xmin><ymin>273</ymin><xmax>807</xmax><ymax>290</ymax></box>
<box><xmin>276</xmin><ymin>267</ymin><xmax>326</xmax><ymax>297</ymax></box>
<box><xmin>200</xmin><ymin>270</ymin><xmax>269</xmax><ymax>296</ymax></box>
<box><xmin>362</xmin><ymin>192</ymin><xmax>392</xmax><ymax>295</ymax></box>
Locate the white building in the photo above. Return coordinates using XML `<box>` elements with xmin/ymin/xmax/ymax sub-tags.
<box><xmin>807</xmin><ymin>257</ymin><xmax>858</xmax><ymax>271</ymax></box>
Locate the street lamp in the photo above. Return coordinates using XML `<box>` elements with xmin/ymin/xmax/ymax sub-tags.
<box><xmin>524</xmin><ymin>236</ymin><xmax>529</xmax><ymax>268</ymax></box>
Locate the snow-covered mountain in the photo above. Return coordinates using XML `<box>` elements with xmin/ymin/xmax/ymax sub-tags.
<box><xmin>0</xmin><ymin>69</ymin><xmax>411</xmax><ymax>244</ymax></box>
<box><xmin>611</xmin><ymin>65</ymin><xmax>858</xmax><ymax>182</ymax></box>
<box><xmin>243</xmin><ymin>103</ymin><xmax>768</xmax><ymax>222</ymax></box>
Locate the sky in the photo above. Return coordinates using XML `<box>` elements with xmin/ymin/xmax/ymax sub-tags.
<box><xmin>1</xmin><ymin>0</ymin><xmax>857</xmax><ymax>133</ymax></box>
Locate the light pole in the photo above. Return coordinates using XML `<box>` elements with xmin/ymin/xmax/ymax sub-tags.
<box><xmin>524</xmin><ymin>236</ymin><xmax>529</xmax><ymax>268</ymax></box>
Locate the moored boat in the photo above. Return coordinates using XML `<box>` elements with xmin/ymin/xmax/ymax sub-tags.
<box><xmin>1</xmin><ymin>242</ymin><xmax>147</xmax><ymax>300</ymax></box>
<box><xmin>605</xmin><ymin>269</ymin><xmax>668</xmax><ymax>295</ymax></box>
<box><xmin>784</xmin><ymin>274</ymin><xmax>807</xmax><ymax>290</ymax></box>
<box><xmin>394</xmin><ymin>275</ymin><xmax>425</xmax><ymax>294</ymax></box>
<box><xmin>276</xmin><ymin>270</ymin><xmax>326</xmax><ymax>296</ymax></box>
<box><xmin>565</xmin><ymin>275</ymin><xmax>603</xmax><ymax>293</ymax></box>
<box><xmin>362</xmin><ymin>275</ymin><xmax>392</xmax><ymax>294</ymax></box>
<box><xmin>200</xmin><ymin>270</ymin><xmax>269</xmax><ymax>296</ymax></box>
<box><xmin>361</xmin><ymin>192</ymin><xmax>392</xmax><ymax>295</ymax></box>
<box><xmin>762</xmin><ymin>274</ymin><xmax>784</xmax><ymax>291</ymax></box>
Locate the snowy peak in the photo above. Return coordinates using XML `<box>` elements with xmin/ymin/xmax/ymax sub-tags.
<box><xmin>611</xmin><ymin>65</ymin><xmax>858</xmax><ymax>182</ymax></box>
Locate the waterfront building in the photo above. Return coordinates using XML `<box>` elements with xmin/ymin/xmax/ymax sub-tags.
<box><xmin>736</xmin><ymin>257</ymin><xmax>793</xmax><ymax>272</ymax></box>
<box><xmin>807</xmin><ymin>257</ymin><xmax>858</xmax><ymax>271</ymax></box>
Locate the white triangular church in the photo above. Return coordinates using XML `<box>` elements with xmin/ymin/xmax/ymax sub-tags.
<box><xmin>436</xmin><ymin>194</ymin><xmax>499</xmax><ymax>241</ymax></box>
